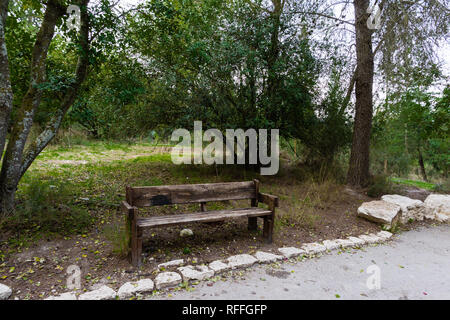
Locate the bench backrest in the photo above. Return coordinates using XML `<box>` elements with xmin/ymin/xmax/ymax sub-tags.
<box><xmin>126</xmin><ymin>181</ymin><xmax>258</xmax><ymax>207</ymax></box>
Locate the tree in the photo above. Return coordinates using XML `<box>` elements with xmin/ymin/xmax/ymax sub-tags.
<box><xmin>0</xmin><ymin>0</ymin><xmax>13</xmax><ymax>170</ymax></box>
<box><xmin>290</xmin><ymin>0</ymin><xmax>449</xmax><ymax>187</ymax></box>
<box><xmin>346</xmin><ymin>0</ymin><xmax>374</xmax><ymax>187</ymax></box>
<box><xmin>0</xmin><ymin>0</ymin><xmax>91</xmax><ymax>216</ymax></box>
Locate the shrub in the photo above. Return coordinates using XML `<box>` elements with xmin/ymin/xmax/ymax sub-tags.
<box><xmin>367</xmin><ymin>174</ymin><xmax>396</xmax><ymax>198</ymax></box>
<box><xmin>432</xmin><ymin>180</ymin><xmax>450</xmax><ymax>193</ymax></box>
<box><xmin>1</xmin><ymin>178</ymin><xmax>92</xmax><ymax>241</ymax></box>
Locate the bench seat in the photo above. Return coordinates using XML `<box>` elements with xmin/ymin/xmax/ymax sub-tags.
<box><xmin>137</xmin><ymin>207</ymin><xmax>272</xmax><ymax>228</ymax></box>
<box><xmin>123</xmin><ymin>180</ymin><xmax>278</xmax><ymax>266</ymax></box>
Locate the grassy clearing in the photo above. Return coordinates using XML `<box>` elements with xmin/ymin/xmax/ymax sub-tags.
<box><xmin>390</xmin><ymin>177</ymin><xmax>436</xmax><ymax>191</ymax></box>
<box><xmin>0</xmin><ymin>141</ymin><xmax>385</xmax><ymax>299</ymax></box>
<box><xmin>1</xmin><ymin>141</ymin><xmax>353</xmax><ymax>254</ymax></box>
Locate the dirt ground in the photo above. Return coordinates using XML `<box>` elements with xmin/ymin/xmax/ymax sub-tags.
<box><xmin>0</xmin><ymin>143</ymin><xmax>439</xmax><ymax>300</ymax></box>
<box><xmin>2</xmin><ymin>184</ymin><xmax>428</xmax><ymax>300</ymax></box>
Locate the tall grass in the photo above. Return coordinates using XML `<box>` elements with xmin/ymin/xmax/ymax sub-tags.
<box><xmin>1</xmin><ymin>178</ymin><xmax>92</xmax><ymax>246</ymax></box>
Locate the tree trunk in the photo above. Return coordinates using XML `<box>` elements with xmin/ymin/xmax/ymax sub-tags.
<box><xmin>0</xmin><ymin>0</ymin><xmax>12</xmax><ymax>160</ymax></box>
<box><xmin>0</xmin><ymin>0</ymin><xmax>63</xmax><ymax>215</ymax></box>
<box><xmin>347</xmin><ymin>0</ymin><xmax>374</xmax><ymax>187</ymax></box>
<box><xmin>267</xmin><ymin>0</ymin><xmax>282</xmax><ymax>91</ymax></box>
<box><xmin>0</xmin><ymin>0</ymin><xmax>90</xmax><ymax>216</ymax></box>
<box><xmin>404</xmin><ymin>124</ymin><xmax>408</xmax><ymax>155</ymax></box>
<box><xmin>417</xmin><ymin>147</ymin><xmax>428</xmax><ymax>182</ymax></box>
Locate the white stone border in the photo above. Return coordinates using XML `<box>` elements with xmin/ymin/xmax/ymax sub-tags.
<box><xmin>34</xmin><ymin>230</ymin><xmax>394</xmax><ymax>300</ymax></box>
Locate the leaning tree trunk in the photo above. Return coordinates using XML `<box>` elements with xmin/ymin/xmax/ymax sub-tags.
<box><xmin>21</xmin><ymin>1</ymin><xmax>90</xmax><ymax>178</ymax></box>
<box><xmin>0</xmin><ymin>0</ymin><xmax>90</xmax><ymax>216</ymax></box>
<box><xmin>0</xmin><ymin>0</ymin><xmax>62</xmax><ymax>215</ymax></box>
<box><xmin>0</xmin><ymin>0</ymin><xmax>12</xmax><ymax>159</ymax></box>
<box><xmin>347</xmin><ymin>0</ymin><xmax>375</xmax><ymax>187</ymax></box>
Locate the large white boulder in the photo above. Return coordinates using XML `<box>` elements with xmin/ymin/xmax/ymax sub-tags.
<box><xmin>381</xmin><ymin>195</ymin><xmax>425</xmax><ymax>223</ymax></box>
<box><xmin>357</xmin><ymin>200</ymin><xmax>401</xmax><ymax>227</ymax></box>
<box><xmin>424</xmin><ymin>194</ymin><xmax>450</xmax><ymax>219</ymax></box>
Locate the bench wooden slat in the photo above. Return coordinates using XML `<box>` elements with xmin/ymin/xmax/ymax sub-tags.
<box><xmin>130</xmin><ymin>181</ymin><xmax>256</xmax><ymax>207</ymax></box>
<box><xmin>136</xmin><ymin>207</ymin><xmax>271</xmax><ymax>228</ymax></box>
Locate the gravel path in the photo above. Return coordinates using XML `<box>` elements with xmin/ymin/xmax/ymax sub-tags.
<box><xmin>154</xmin><ymin>224</ymin><xmax>450</xmax><ymax>300</ymax></box>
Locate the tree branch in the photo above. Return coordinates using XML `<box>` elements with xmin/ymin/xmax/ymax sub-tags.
<box><xmin>20</xmin><ymin>0</ymin><xmax>91</xmax><ymax>176</ymax></box>
<box><xmin>289</xmin><ymin>10</ymin><xmax>355</xmax><ymax>26</ymax></box>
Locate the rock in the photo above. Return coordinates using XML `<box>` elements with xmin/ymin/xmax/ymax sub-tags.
<box><xmin>154</xmin><ymin>272</ymin><xmax>182</xmax><ymax>290</ymax></box>
<box><xmin>277</xmin><ymin>247</ymin><xmax>305</xmax><ymax>258</ymax></box>
<box><xmin>323</xmin><ymin>239</ymin><xmax>354</xmax><ymax>250</ymax></box>
<box><xmin>357</xmin><ymin>200</ymin><xmax>401</xmax><ymax>227</ymax></box>
<box><xmin>177</xmin><ymin>265</ymin><xmax>214</xmax><ymax>281</ymax></box>
<box><xmin>435</xmin><ymin>213</ymin><xmax>449</xmax><ymax>223</ymax></box>
<box><xmin>254</xmin><ymin>251</ymin><xmax>283</xmax><ymax>263</ymax></box>
<box><xmin>227</xmin><ymin>254</ymin><xmax>258</xmax><ymax>269</ymax></box>
<box><xmin>180</xmin><ymin>229</ymin><xmax>194</xmax><ymax>237</ymax></box>
<box><xmin>347</xmin><ymin>236</ymin><xmax>366</xmax><ymax>246</ymax></box>
<box><xmin>376</xmin><ymin>231</ymin><xmax>393</xmax><ymax>240</ymax></box>
<box><xmin>381</xmin><ymin>195</ymin><xmax>425</xmax><ymax>222</ymax></box>
<box><xmin>208</xmin><ymin>260</ymin><xmax>230</xmax><ymax>273</ymax></box>
<box><xmin>322</xmin><ymin>240</ymin><xmax>341</xmax><ymax>250</ymax></box>
<box><xmin>358</xmin><ymin>234</ymin><xmax>381</xmax><ymax>244</ymax></box>
<box><xmin>301</xmin><ymin>243</ymin><xmax>327</xmax><ymax>255</ymax></box>
<box><xmin>424</xmin><ymin>194</ymin><xmax>450</xmax><ymax>218</ymax></box>
<box><xmin>336</xmin><ymin>239</ymin><xmax>355</xmax><ymax>248</ymax></box>
<box><xmin>45</xmin><ymin>292</ymin><xmax>77</xmax><ymax>300</ymax></box>
<box><xmin>0</xmin><ymin>284</ymin><xmax>12</xmax><ymax>300</ymax></box>
<box><xmin>158</xmin><ymin>259</ymin><xmax>184</xmax><ymax>269</ymax></box>
<box><xmin>117</xmin><ymin>279</ymin><xmax>154</xmax><ymax>299</ymax></box>
<box><xmin>78</xmin><ymin>285</ymin><xmax>116</xmax><ymax>300</ymax></box>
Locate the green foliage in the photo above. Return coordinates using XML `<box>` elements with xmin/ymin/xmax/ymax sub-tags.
<box><xmin>372</xmin><ymin>85</ymin><xmax>449</xmax><ymax>181</ymax></box>
<box><xmin>432</xmin><ymin>180</ymin><xmax>450</xmax><ymax>194</ymax></box>
<box><xmin>390</xmin><ymin>177</ymin><xmax>436</xmax><ymax>191</ymax></box>
<box><xmin>367</xmin><ymin>175</ymin><xmax>397</xmax><ymax>198</ymax></box>
<box><xmin>103</xmin><ymin>222</ymin><xmax>129</xmax><ymax>257</ymax></box>
<box><xmin>1</xmin><ymin>178</ymin><xmax>92</xmax><ymax>243</ymax></box>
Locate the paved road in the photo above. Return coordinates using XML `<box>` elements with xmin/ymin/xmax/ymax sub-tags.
<box><xmin>155</xmin><ymin>224</ymin><xmax>450</xmax><ymax>300</ymax></box>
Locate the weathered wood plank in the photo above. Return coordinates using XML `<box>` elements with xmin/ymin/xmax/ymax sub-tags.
<box><xmin>136</xmin><ymin>207</ymin><xmax>271</xmax><ymax>228</ymax></box>
<box><xmin>249</xmin><ymin>179</ymin><xmax>260</xmax><ymax>231</ymax></box>
<box><xmin>258</xmin><ymin>192</ymin><xmax>279</xmax><ymax>207</ymax></box>
<box><xmin>131</xmin><ymin>181</ymin><xmax>256</xmax><ymax>207</ymax></box>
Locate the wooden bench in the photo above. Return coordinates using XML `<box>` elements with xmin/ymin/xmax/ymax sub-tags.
<box><xmin>121</xmin><ymin>180</ymin><xmax>279</xmax><ymax>267</ymax></box>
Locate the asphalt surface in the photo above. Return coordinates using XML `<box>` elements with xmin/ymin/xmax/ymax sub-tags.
<box><xmin>154</xmin><ymin>224</ymin><xmax>450</xmax><ymax>300</ymax></box>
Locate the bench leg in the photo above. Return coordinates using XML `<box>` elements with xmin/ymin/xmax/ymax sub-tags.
<box><xmin>136</xmin><ymin>226</ymin><xmax>143</xmax><ymax>266</ymax></box>
<box><xmin>130</xmin><ymin>223</ymin><xmax>139</xmax><ymax>267</ymax></box>
<box><xmin>248</xmin><ymin>217</ymin><xmax>257</xmax><ymax>231</ymax></box>
<box><xmin>127</xmin><ymin>207</ymin><xmax>142</xmax><ymax>268</ymax></box>
<box><xmin>263</xmin><ymin>216</ymin><xmax>274</xmax><ymax>244</ymax></box>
